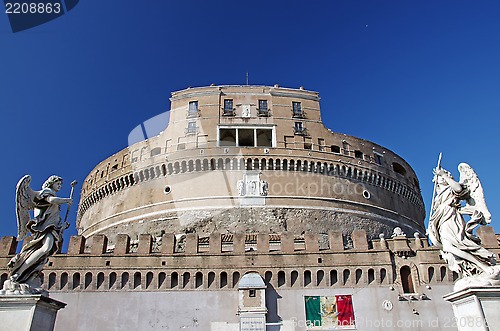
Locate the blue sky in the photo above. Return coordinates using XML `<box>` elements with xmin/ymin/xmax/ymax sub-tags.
<box><xmin>0</xmin><ymin>1</ymin><xmax>499</xmax><ymax>246</ymax></box>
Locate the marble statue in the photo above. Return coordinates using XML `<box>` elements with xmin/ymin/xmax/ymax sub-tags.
<box><xmin>1</xmin><ymin>175</ymin><xmax>73</xmax><ymax>295</ymax></box>
<box><xmin>427</xmin><ymin>162</ymin><xmax>500</xmax><ymax>290</ymax></box>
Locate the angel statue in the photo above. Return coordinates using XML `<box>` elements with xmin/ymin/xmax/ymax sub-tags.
<box><xmin>1</xmin><ymin>175</ymin><xmax>73</xmax><ymax>295</ymax></box>
<box><xmin>427</xmin><ymin>161</ymin><xmax>500</xmax><ymax>291</ymax></box>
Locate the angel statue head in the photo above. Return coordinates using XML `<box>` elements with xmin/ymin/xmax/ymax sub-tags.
<box><xmin>42</xmin><ymin>175</ymin><xmax>63</xmax><ymax>191</ymax></box>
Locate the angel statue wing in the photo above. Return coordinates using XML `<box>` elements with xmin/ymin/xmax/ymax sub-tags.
<box><xmin>458</xmin><ymin>163</ymin><xmax>492</xmax><ymax>223</ymax></box>
<box><xmin>15</xmin><ymin>175</ymin><xmax>38</xmax><ymax>240</ymax></box>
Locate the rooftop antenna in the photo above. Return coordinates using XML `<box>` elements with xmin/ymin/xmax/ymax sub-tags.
<box><xmin>246</xmin><ymin>71</ymin><xmax>249</xmax><ymax>85</ymax></box>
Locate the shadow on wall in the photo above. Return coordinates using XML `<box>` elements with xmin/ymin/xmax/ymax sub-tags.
<box><xmin>266</xmin><ymin>283</ymin><xmax>282</xmax><ymax>325</ymax></box>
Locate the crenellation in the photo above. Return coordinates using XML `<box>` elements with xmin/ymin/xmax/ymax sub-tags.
<box><xmin>115</xmin><ymin>234</ymin><xmax>131</xmax><ymax>254</ymax></box>
<box><xmin>91</xmin><ymin>235</ymin><xmax>108</xmax><ymax>255</ymax></box>
<box><xmin>209</xmin><ymin>233</ymin><xmax>221</xmax><ymax>254</ymax></box>
<box><xmin>256</xmin><ymin>233</ymin><xmax>269</xmax><ymax>253</ymax></box>
<box><xmin>352</xmin><ymin>229</ymin><xmax>369</xmax><ymax>250</ymax></box>
<box><xmin>161</xmin><ymin>233</ymin><xmax>175</xmax><ymax>254</ymax></box>
<box><xmin>138</xmin><ymin>234</ymin><xmax>152</xmax><ymax>254</ymax></box>
<box><xmin>280</xmin><ymin>233</ymin><xmax>295</xmax><ymax>253</ymax></box>
<box><xmin>68</xmin><ymin>235</ymin><xmax>86</xmax><ymax>255</ymax></box>
<box><xmin>328</xmin><ymin>231</ymin><xmax>344</xmax><ymax>251</ymax></box>
<box><xmin>185</xmin><ymin>233</ymin><xmax>198</xmax><ymax>254</ymax></box>
<box><xmin>477</xmin><ymin>225</ymin><xmax>498</xmax><ymax>248</ymax></box>
<box><xmin>0</xmin><ymin>236</ymin><xmax>17</xmax><ymax>256</ymax></box>
<box><xmin>2</xmin><ymin>233</ymin><xmax>496</xmax><ymax>296</ymax></box>
<box><xmin>232</xmin><ymin>234</ymin><xmax>246</xmax><ymax>253</ymax></box>
<box><xmin>304</xmin><ymin>233</ymin><xmax>319</xmax><ymax>252</ymax></box>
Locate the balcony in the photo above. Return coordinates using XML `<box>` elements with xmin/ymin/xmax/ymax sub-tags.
<box><xmin>293</xmin><ymin>127</ymin><xmax>309</xmax><ymax>136</ymax></box>
<box><xmin>292</xmin><ymin>111</ymin><xmax>306</xmax><ymax>119</ymax></box>
<box><xmin>222</xmin><ymin>109</ymin><xmax>236</xmax><ymax>116</ymax></box>
<box><xmin>257</xmin><ymin>108</ymin><xmax>271</xmax><ymax>117</ymax></box>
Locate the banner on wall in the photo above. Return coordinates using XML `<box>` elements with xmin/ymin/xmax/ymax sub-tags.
<box><xmin>304</xmin><ymin>295</ymin><xmax>355</xmax><ymax>329</ymax></box>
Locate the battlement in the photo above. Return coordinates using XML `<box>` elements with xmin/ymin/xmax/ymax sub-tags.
<box><xmin>1</xmin><ymin>226</ymin><xmax>499</xmax><ymax>257</ymax></box>
<box><xmin>1</xmin><ymin>227</ymin><xmax>498</xmax><ymax>294</ymax></box>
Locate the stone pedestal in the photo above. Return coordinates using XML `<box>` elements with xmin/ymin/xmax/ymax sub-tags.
<box><xmin>443</xmin><ymin>287</ymin><xmax>500</xmax><ymax>331</ymax></box>
<box><xmin>0</xmin><ymin>295</ymin><xmax>66</xmax><ymax>331</ymax></box>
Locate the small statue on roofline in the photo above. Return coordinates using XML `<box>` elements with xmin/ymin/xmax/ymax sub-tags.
<box><xmin>0</xmin><ymin>175</ymin><xmax>76</xmax><ymax>296</ymax></box>
<box><xmin>427</xmin><ymin>154</ymin><xmax>500</xmax><ymax>291</ymax></box>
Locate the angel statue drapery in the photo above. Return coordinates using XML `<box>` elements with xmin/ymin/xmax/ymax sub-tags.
<box><xmin>427</xmin><ymin>162</ymin><xmax>500</xmax><ymax>291</ymax></box>
<box><xmin>0</xmin><ymin>175</ymin><xmax>73</xmax><ymax>295</ymax></box>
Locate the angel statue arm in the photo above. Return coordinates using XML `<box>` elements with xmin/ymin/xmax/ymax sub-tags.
<box><xmin>434</xmin><ymin>168</ymin><xmax>463</xmax><ymax>194</ymax></box>
<box><xmin>5</xmin><ymin>175</ymin><xmax>73</xmax><ymax>294</ymax></box>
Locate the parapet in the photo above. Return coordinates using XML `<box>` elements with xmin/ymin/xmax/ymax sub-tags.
<box><xmin>1</xmin><ymin>227</ymin><xmax>498</xmax><ymax>258</ymax></box>
<box><xmin>0</xmin><ymin>229</ymin><xmax>453</xmax><ymax>257</ymax></box>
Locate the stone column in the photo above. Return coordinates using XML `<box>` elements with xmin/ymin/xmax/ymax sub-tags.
<box><xmin>0</xmin><ymin>295</ymin><xmax>66</xmax><ymax>331</ymax></box>
<box><xmin>443</xmin><ymin>287</ymin><xmax>500</xmax><ymax>331</ymax></box>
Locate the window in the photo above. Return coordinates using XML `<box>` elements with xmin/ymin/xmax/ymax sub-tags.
<box><xmin>186</xmin><ymin>121</ymin><xmax>197</xmax><ymax>134</ymax></box>
<box><xmin>392</xmin><ymin>162</ymin><xmax>407</xmax><ymax>176</ymax></box>
<box><xmin>238</xmin><ymin>129</ymin><xmax>254</xmax><ymax>147</ymax></box>
<box><xmin>219</xmin><ymin>129</ymin><xmax>236</xmax><ymax>146</ymax></box>
<box><xmin>188</xmin><ymin>101</ymin><xmax>198</xmax><ymax>117</ymax></box>
<box><xmin>374</xmin><ymin>153</ymin><xmax>383</xmax><ymax>165</ymax></box>
<box><xmin>401</xmin><ymin>266</ymin><xmax>415</xmax><ymax>293</ymax></box>
<box><xmin>256</xmin><ymin>129</ymin><xmax>272</xmax><ymax>147</ymax></box>
<box><xmin>223</xmin><ymin>99</ymin><xmax>234</xmax><ymax>116</ymax></box>
<box><xmin>249</xmin><ymin>289</ymin><xmax>256</xmax><ymax>297</ymax></box>
<box><xmin>318</xmin><ymin>138</ymin><xmax>325</xmax><ymax>151</ymax></box>
<box><xmin>331</xmin><ymin>145</ymin><xmax>340</xmax><ymax>153</ymax></box>
<box><xmin>292</xmin><ymin>101</ymin><xmax>303</xmax><ymax>117</ymax></box>
<box><xmin>304</xmin><ymin>137</ymin><xmax>312</xmax><ymax>150</ymax></box>
<box><xmin>258</xmin><ymin>100</ymin><xmax>269</xmax><ymax>116</ymax></box>
<box><xmin>150</xmin><ymin>148</ymin><xmax>161</xmax><ymax>157</ymax></box>
<box><xmin>294</xmin><ymin>122</ymin><xmax>306</xmax><ymax>135</ymax></box>
<box><xmin>218</xmin><ymin>126</ymin><xmax>275</xmax><ymax>147</ymax></box>
<box><xmin>354</xmin><ymin>150</ymin><xmax>363</xmax><ymax>159</ymax></box>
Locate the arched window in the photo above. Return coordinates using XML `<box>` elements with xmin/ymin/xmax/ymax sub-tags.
<box><xmin>182</xmin><ymin>272</ymin><xmax>190</xmax><ymax>288</ymax></box>
<box><xmin>220</xmin><ymin>272</ymin><xmax>228</xmax><ymax>288</ymax></box>
<box><xmin>304</xmin><ymin>270</ymin><xmax>312</xmax><ymax>287</ymax></box>
<box><xmin>85</xmin><ymin>272</ymin><xmax>92</xmax><ymax>289</ymax></box>
<box><xmin>343</xmin><ymin>269</ymin><xmax>350</xmax><ymax>285</ymax></box>
<box><xmin>440</xmin><ymin>266</ymin><xmax>447</xmax><ymax>281</ymax></box>
<box><xmin>400</xmin><ymin>266</ymin><xmax>415</xmax><ymax>293</ymax></box>
<box><xmin>120</xmin><ymin>272</ymin><xmax>130</xmax><ymax>288</ymax></box>
<box><xmin>109</xmin><ymin>272</ymin><xmax>117</xmax><ymax>289</ymax></box>
<box><xmin>97</xmin><ymin>272</ymin><xmax>104</xmax><ymax>289</ymax></box>
<box><xmin>158</xmin><ymin>272</ymin><xmax>166</xmax><ymax>289</ymax></box>
<box><xmin>428</xmin><ymin>267</ymin><xmax>435</xmax><ymax>283</ymax></box>
<box><xmin>146</xmin><ymin>272</ymin><xmax>153</xmax><ymax>289</ymax></box>
<box><xmin>291</xmin><ymin>270</ymin><xmax>298</xmax><ymax>287</ymax></box>
<box><xmin>380</xmin><ymin>268</ymin><xmax>387</xmax><ymax>284</ymax></box>
<box><xmin>0</xmin><ymin>273</ymin><xmax>7</xmax><ymax>290</ymax></box>
<box><xmin>196</xmin><ymin>272</ymin><xmax>203</xmax><ymax>289</ymax></box>
<box><xmin>72</xmin><ymin>273</ymin><xmax>80</xmax><ymax>290</ymax></box>
<box><xmin>392</xmin><ymin>162</ymin><xmax>407</xmax><ymax>176</ymax></box>
<box><xmin>207</xmin><ymin>272</ymin><xmax>215</xmax><ymax>289</ymax></box>
<box><xmin>48</xmin><ymin>273</ymin><xmax>57</xmax><ymax>290</ymax></box>
<box><xmin>134</xmin><ymin>272</ymin><xmax>141</xmax><ymax>289</ymax></box>
<box><xmin>330</xmin><ymin>270</ymin><xmax>338</xmax><ymax>286</ymax></box>
<box><xmin>368</xmin><ymin>269</ymin><xmax>375</xmax><ymax>284</ymax></box>
<box><xmin>170</xmin><ymin>272</ymin><xmax>178</xmax><ymax>289</ymax></box>
<box><xmin>278</xmin><ymin>271</ymin><xmax>285</xmax><ymax>287</ymax></box>
<box><xmin>60</xmin><ymin>272</ymin><xmax>68</xmax><ymax>289</ymax></box>
<box><xmin>264</xmin><ymin>271</ymin><xmax>272</xmax><ymax>284</ymax></box>
<box><xmin>232</xmin><ymin>272</ymin><xmax>240</xmax><ymax>288</ymax></box>
<box><xmin>355</xmin><ymin>269</ymin><xmax>363</xmax><ymax>284</ymax></box>
<box><xmin>317</xmin><ymin>270</ymin><xmax>324</xmax><ymax>286</ymax></box>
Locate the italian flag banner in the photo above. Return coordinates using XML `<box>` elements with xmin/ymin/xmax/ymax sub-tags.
<box><xmin>304</xmin><ymin>295</ymin><xmax>355</xmax><ymax>329</ymax></box>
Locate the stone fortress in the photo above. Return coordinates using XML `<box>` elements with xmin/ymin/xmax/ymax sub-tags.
<box><xmin>1</xmin><ymin>85</ymin><xmax>499</xmax><ymax>330</ymax></box>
